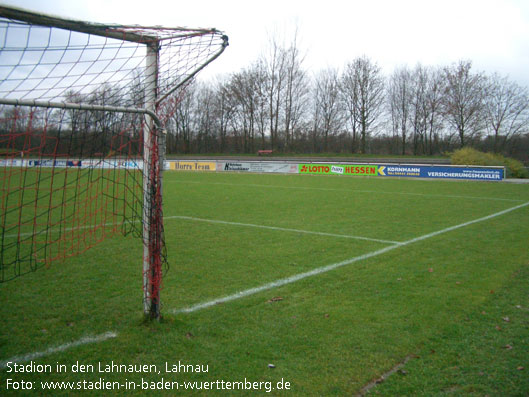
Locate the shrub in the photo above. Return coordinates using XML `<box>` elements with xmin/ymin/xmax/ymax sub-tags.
<box><xmin>503</xmin><ymin>157</ymin><xmax>529</xmax><ymax>178</ymax></box>
<box><xmin>450</xmin><ymin>147</ymin><xmax>528</xmax><ymax>179</ymax></box>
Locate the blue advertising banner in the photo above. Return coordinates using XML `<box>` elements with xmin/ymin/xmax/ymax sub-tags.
<box><xmin>378</xmin><ymin>165</ymin><xmax>504</xmax><ymax>181</ymax></box>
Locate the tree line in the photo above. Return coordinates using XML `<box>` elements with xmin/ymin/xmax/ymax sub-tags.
<box><xmin>2</xmin><ymin>36</ymin><xmax>528</xmax><ymax>162</ymax></box>
<box><xmin>167</xmin><ymin>37</ymin><xmax>529</xmax><ymax>162</ymax></box>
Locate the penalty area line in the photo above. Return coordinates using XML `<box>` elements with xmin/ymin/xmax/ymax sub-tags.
<box><xmin>172</xmin><ymin>201</ymin><xmax>529</xmax><ymax>315</ymax></box>
<box><xmin>0</xmin><ymin>331</ymin><xmax>118</xmax><ymax>369</ymax></box>
<box><xmin>167</xmin><ymin>215</ymin><xmax>402</xmax><ymax>245</ymax></box>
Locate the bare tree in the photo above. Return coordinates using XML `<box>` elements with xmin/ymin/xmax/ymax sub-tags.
<box><xmin>483</xmin><ymin>73</ymin><xmax>529</xmax><ymax>153</ymax></box>
<box><xmin>424</xmin><ymin>67</ymin><xmax>445</xmax><ymax>155</ymax></box>
<box><xmin>387</xmin><ymin>66</ymin><xmax>412</xmax><ymax>155</ymax></box>
<box><xmin>342</xmin><ymin>56</ymin><xmax>385</xmax><ymax>153</ymax></box>
<box><xmin>442</xmin><ymin>60</ymin><xmax>486</xmax><ymax>147</ymax></box>
<box><xmin>341</xmin><ymin>64</ymin><xmax>360</xmax><ymax>153</ymax></box>
<box><xmin>253</xmin><ymin>60</ymin><xmax>269</xmax><ymax>150</ymax></box>
<box><xmin>309</xmin><ymin>86</ymin><xmax>321</xmax><ymax>153</ymax></box>
<box><xmin>193</xmin><ymin>83</ymin><xmax>218</xmax><ymax>153</ymax></box>
<box><xmin>170</xmin><ymin>84</ymin><xmax>196</xmax><ymax>153</ymax></box>
<box><xmin>213</xmin><ymin>77</ymin><xmax>236</xmax><ymax>153</ymax></box>
<box><xmin>410</xmin><ymin>65</ymin><xmax>431</xmax><ymax>154</ymax></box>
<box><xmin>262</xmin><ymin>36</ymin><xmax>287</xmax><ymax>150</ymax></box>
<box><xmin>282</xmin><ymin>30</ymin><xmax>309</xmax><ymax>151</ymax></box>
<box><xmin>226</xmin><ymin>67</ymin><xmax>260</xmax><ymax>152</ymax></box>
<box><xmin>313</xmin><ymin>68</ymin><xmax>344</xmax><ymax>152</ymax></box>
<box><xmin>258</xmin><ymin>29</ymin><xmax>309</xmax><ymax>152</ymax></box>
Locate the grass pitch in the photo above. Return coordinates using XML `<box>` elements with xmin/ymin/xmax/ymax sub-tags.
<box><xmin>1</xmin><ymin>171</ymin><xmax>528</xmax><ymax>395</ymax></box>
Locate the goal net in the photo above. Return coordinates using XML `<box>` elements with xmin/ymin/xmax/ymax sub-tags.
<box><xmin>0</xmin><ymin>5</ymin><xmax>228</xmax><ymax>317</ymax></box>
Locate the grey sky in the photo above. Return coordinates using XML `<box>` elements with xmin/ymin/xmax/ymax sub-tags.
<box><xmin>2</xmin><ymin>0</ymin><xmax>529</xmax><ymax>86</ymax></box>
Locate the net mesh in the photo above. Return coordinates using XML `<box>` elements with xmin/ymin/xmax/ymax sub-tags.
<box><xmin>0</xmin><ymin>5</ymin><xmax>228</xmax><ymax>310</ymax></box>
<box><xmin>0</xmin><ymin>105</ymin><xmax>145</xmax><ymax>280</ymax></box>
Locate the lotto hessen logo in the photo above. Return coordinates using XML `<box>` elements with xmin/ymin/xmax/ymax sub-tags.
<box><xmin>299</xmin><ymin>164</ymin><xmax>330</xmax><ymax>174</ymax></box>
<box><xmin>299</xmin><ymin>164</ymin><xmax>378</xmax><ymax>175</ymax></box>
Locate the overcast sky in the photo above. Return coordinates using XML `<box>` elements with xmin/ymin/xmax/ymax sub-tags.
<box><xmin>2</xmin><ymin>0</ymin><xmax>529</xmax><ymax>86</ymax></box>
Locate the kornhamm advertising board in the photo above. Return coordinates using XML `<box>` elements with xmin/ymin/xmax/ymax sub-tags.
<box><xmin>378</xmin><ymin>165</ymin><xmax>504</xmax><ymax>181</ymax></box>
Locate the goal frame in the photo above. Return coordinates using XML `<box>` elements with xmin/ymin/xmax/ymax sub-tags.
<box><xmin>0</xmin><ymin>5</ymin><xmax>228</xmax><ymax>318</ymax></box>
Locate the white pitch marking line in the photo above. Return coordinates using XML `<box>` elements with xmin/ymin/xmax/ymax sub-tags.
<box><xmin>167</xmin><ymin>215</ymin><xmax>402</xmax><ymax>245</ymax></box>
<box><xmin>172</xmin><ymin>201</ymin><xmax>529</xmax><ymax>315</ymax></box>
<box><xmin>0</xmin><ymin>331</ymin><xmax>118</xmax><ymax>368</ymax></box>
<box><xmin>6</xmin><ymin>216</ymin><xmax>400</xmax><ymax>246</ymax></box>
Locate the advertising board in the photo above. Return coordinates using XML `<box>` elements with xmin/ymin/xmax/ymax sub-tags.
<box><xmin>1</xmin><ymin>157</ymin><xmax>506</xmax><ymax>181</ymax></box>
<box><xmin>169</xmin><ymin>161</ymin><xmax>216</xmax><ymax>171</ymax></box>
<box><xmin>378</xmin><ymin>165</ymin><xmax>504</xmax><ymax>180</ymax></box>
<box><xmin>220</xmin><ymin>162</ymin><xmax>298</xmax><ymax>174</ymax></box>
<box><xmin>298</xmin><ymin>164</ymin><xmax>378</xmax><ymax>176</ymax></box>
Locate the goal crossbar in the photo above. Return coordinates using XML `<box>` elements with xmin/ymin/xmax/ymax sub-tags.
<box><xmin>0</xmin><ymin>5</ymin><xmax>223</xmax><ymax>44</ymax></box>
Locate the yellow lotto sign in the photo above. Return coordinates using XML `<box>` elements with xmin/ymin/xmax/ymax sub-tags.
<box><xmin>169</xmin><ymin>161</ymin><xmax>216</xmax><ymax>171</ymax></box>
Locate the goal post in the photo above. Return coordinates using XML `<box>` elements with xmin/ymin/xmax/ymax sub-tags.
<box><xmin>143</xmin><ymin>42</ymin><xmax>162</xmax><ymax>318</ymax></box>
<box><xmin>0</xmin><ymin>5</ymin><xmax>228</xmax><ymax>319</ymax></box>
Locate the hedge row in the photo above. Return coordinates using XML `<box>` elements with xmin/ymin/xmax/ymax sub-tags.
<box><xmin>451</xmin><ymin>148</ymin><xmax>528</xmax><ymax>178</ymax></box>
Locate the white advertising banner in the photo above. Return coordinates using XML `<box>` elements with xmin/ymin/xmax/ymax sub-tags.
<box><xmin>219</xmin><ymin>162</ymin><xmax>298</xmax><ymax>174</ymax></box>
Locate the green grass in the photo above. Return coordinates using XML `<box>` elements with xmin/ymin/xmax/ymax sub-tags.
<box><xmin>370</xmin><ymin>264</ymin><xmax>529</xmax><ymax>395</ymax></box>
<box><xmin>1</xmin><ymin>172</ymin><xmax>528</xmax><ymax>395</ymax></box>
